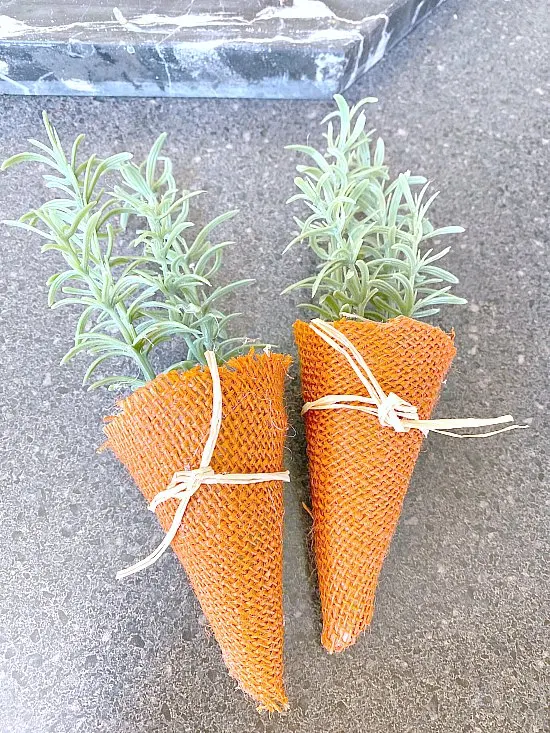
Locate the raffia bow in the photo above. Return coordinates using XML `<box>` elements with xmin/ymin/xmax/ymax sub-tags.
<box><xmin>117</xmin><ymin>351</ymin><xmax>290</xmax><ymax>580</ymax></box>
<box><xmin>302</xmin><ymin>319</ymin><xmax>527</xmax><ymax>439</ymax></box>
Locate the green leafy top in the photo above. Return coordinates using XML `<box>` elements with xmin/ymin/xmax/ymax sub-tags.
<box><xmin>2</xmin><ymin>113</ymin><xmax>255</xmax><ymax>390</ymax></box>
<box><xmin>283</xmin><ymin>95</ymin><xmax>467</xmax><ymax>322</ymax></box>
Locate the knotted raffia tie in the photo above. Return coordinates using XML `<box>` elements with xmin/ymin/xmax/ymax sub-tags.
<box><xmin>302</xmin><ymin>319</ymin><xmax>527</xmax><ymax>438</ymax></box>
<box><xmin>117</xmin><ymin>351</ymin><xmax>291</xmax><ymax>580</ymax></box>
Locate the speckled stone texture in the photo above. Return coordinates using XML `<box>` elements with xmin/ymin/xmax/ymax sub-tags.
<box><xmin>0</xmin><ymin>0</ymin><xmax>447</xmax><ymax>99</ymax></box>
<box><xmin>0</xmin><ymin>0</ymin><xmax>548</xmax><ymax>731</ymax></box>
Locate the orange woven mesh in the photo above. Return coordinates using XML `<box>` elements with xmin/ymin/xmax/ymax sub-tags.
<box><xmin>104</xmin><ymin>351</ymin><xmax>291</xmax><ymax>711</ymax></box>
<box><xmin>294</xmin><ymin>317</ymin><xmax>456</xmax><ymax>653</ymax></box>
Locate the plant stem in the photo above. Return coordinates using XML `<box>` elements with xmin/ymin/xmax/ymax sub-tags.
<box><xmin>110</xmin><ymin>303</ymin><xmax>156</xmax><ymax>382</ymax></box>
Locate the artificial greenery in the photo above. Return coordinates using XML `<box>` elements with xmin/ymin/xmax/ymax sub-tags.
<box><xmin>2</xmin><ymin>113</ymin><xmax>253</xmax><ymax>390</ymax></box>
<box><xmin>283</xmin><ymin>95</ymin><xmax>467</xmax><ymax>322</ymax></box>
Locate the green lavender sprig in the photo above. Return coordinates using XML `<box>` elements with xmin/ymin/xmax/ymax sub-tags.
<box><xmin>2</xmin><ymin>113</ymin><xmax>254</xmax><ymax>390</ymax></box>
<box><xmin>283</xmin><ymin>95</ymin><xmax>467</xmax><ymax>322</ymax></box>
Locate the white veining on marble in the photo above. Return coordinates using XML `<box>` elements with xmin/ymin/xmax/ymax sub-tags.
<box><xmin>314</xmin><ymin>50</ymin><xmax>346</xmax><ymax>91</ymax></box>
<box><xmin>0</xmin><ymin>14</ymin><xmax>108</xmax><ymax>38</ymax></box>
<box><xmin>292</xmin><ymin>27</ymin><xmax>361</xmax><ymax>43</ymax></box>
<box><xmin>0</xmin><ymin>75</ymin><xmax>337</xmax><ymax>99</ymax></box>
<box><xmin>0</xmin><ymin>14</ymin><xmax>30</xmax><ymax>37</ymax></box>
<box><xmin>0</xmin><ymin>5</ymin><xmax>400</xmax><ymax>37</ymax></box>
<box><xmin>0</xmin><ymin>68</ymin><xmax>30</xmax><ymax>94</ymax></box>
<box><xmin>255</xmin><ymin>0</ymin><xmax>336</xmax><ymax>21</ymax></box>
<box><xmin>347</xmin><ymin>31</ymin><xmax>364</xmax><ymax>86</ymax></box>
<box><xmin>364</xmin><ymin>15</ymin><xmax>391</xmax><ymax>70</ymax></box>
<box><xmin>345</xmin><ymin>12</ymin><xmax>392</xmax><ymax>88</ymax></box>
<box><xmin>119</xmin><ymin>6</ymin><xmax>391</xmax><ymax>31</ymax></box>
<box><xmin>113</xmin><ymin>7</ymin><xmax>230</xmax><ymax>31</ymax></box>
<box><xmin>411</xmin><ymin>0</ymin><xmax>426</xmax><ymax>27</ymax></box>
<box><xmin>155</xmin><ymin>43</ymin><xmax>173</xmax><ymax>92</ymax></box>
<box><xmin>0</xmin><ymin>55</ymin><xmax>32</xmax><ymax>94</ymax></box>
<box><xmin>62</xmin><ymin>78</ymin><xmax>97</xmax><ymax>92</ymax></box>
<box><xmin>0</xmin><ymin>10</ymin><xmax>236</xmax><ymax>38</ymax></box>
<box><xmin>156</xmin><ymin>28</ymin><xmax>360</xmax><ymax>51</ymax></box>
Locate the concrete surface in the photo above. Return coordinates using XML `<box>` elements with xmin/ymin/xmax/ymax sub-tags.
<box><xmin>0</xmin><ymin>0</ymin><xmax>548</xmax><ymax>731</ymax></box>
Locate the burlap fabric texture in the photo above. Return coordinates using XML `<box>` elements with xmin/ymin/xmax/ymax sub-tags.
<box><xmin>104</xmin><ymin>351</ymin><xmax>291</xmax><ymax>711</ymax></box>
<box><xmin>294</xmin><ymin>317</ymin><xmax>456</xmax><ymax>653</ymax></box>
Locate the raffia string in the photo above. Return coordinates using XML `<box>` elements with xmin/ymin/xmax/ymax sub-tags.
<box><xmin>117</xmin><ymin>351</ymin><xmax>290</xmax><ymax>580</ymax></box>
<box><xmin>302</xmin><ymin>319</ymin><xmax>527</xmax><ymax>439</ymax></box>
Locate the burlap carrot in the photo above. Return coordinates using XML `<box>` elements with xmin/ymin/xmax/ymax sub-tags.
<box><xmin>104</xmin><ymin>351</ymin><xmax>290</xmax><ymax>708</ymax></box>
<box><xmin>3</xmin><ymin>117</ymin><xmax>290</xmax><ymax>709</ymax></box>
<box><xmin>294</xmin><ymin>317</ymin><xmax>454</xmax><ymax>651</ymax></box>
<box><xmin>285</xmin><ymin>96</ymin><xmax>523</xmax><ymax>653</ymax></box>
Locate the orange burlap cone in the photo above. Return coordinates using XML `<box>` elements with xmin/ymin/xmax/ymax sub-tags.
<box><xmin>294</xmin><ymin>317</ymin><xmax>456</xmax><ymax>653</ymax></box>
<box><xmin>104</xmin><ymin>352</ymin><xmax>291</xmax><ymax>710</ymax></box>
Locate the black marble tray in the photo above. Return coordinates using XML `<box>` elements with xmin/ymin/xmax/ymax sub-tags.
<box><xmin>0</xmin><ymin>0</ymin><xmax>448</xmax><ymax>98</ymax></box>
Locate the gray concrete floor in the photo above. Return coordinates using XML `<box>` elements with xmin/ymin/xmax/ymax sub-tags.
<box><xmin>0</xmin><ymin>0</ymin><xmax>548</xmax><ymax>731</ymax></box>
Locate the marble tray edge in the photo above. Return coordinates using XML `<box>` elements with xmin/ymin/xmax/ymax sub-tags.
<box><xmin>0</xmin><ymin>0</ymin><xmax>449</xmax><ymax>99</ymax></box>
